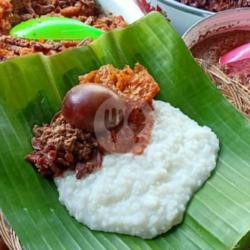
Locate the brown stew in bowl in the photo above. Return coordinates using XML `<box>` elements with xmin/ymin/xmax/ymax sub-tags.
<box><xmin>177</xmin><ymin>0</ymin><xmax>250</xmax><ymax>12</ymax></box>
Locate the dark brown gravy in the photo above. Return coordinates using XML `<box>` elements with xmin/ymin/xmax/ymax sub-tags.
<box><xmin>191</xmin><ymin>30</ymin><xmax>250</xmax><ymax>64</ymax></box>
<box><xmin>178</xmin><ymin>0</ymin><xmax>250</xmax><ymax>12</ymax></box>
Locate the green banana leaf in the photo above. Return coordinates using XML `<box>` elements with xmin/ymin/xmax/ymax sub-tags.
<box><xmin>0</xmin><ymin>12</ymin><xmax>250</xmax><ymax>250</ymax></box>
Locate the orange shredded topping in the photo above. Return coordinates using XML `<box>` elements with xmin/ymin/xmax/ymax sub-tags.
<box><xmin>79</xmin><ymin>64</ymin><xmax>160</xmax><ymax>103</ymax></box>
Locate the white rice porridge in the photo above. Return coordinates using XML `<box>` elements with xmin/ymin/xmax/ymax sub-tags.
<box><xmin>55</xmin><ymin>100</ymin><xmax>219</xmax><ymax>239</ymax></box>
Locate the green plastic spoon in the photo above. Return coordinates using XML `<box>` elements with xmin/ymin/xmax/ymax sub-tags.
<box><xmin>10</xmin><ymin>16</ymin><xmax>105</xmax><ymax>40</ymax></box>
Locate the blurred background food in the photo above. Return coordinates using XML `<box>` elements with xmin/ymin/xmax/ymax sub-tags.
<box><xmin>135</xmin><ymin>1</ymin><xmax>250</xmax><ymax>118</ymax></box>
<box><xmin>0</xmin><ymin>0</ymin><xmax>127</xmax><ymax>34</ymax></box>
<box><xmin>183</xmin><ymin>9</ymin><xmax>250</xmax><ymax>118</ymax></box>
<box><xmin>0</xmin><ymin>0</ymin><xmax>128</xmax><ymax>60</ymax></box>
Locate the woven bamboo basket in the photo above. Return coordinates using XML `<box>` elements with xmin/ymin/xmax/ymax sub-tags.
<box><xmin>198</xmin><ymin>59</ymin><xmax>250</xmax><ymax>118</ymax></box>
<box><xmin>0</xmin><ymin>62</ymin><xmax>249</xmax><ymax>250</ymax></box>
<box><xmin>0</xmin><ymin>212</ymin><xmax>21</xmax><ymax>250</ymax></box>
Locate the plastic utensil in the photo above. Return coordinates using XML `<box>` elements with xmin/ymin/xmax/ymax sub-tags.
<box><xmin>219</xmin><ymin>42</ymin><xmax>250</xmax><ymax>65</ymax></box>
<box><xmin>10</xmin><ymin>16</ymin><xmax>104</xmax><ymax>40</ymax></box>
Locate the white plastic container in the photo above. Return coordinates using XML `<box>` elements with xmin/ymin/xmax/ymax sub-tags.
<box><xmin>97</xmin><ymin>0</ymin><xmax>144</xmax><ymax>24</ymax></box>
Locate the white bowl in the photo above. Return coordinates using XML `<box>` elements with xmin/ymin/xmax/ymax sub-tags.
<box><xmin>183</xmin><ymin>8</ymin><xmax>250</xmax><ymax>48</ymax></box>
<box><xmin>158</xmin><ymin>0</ymin><xmax>213</xmax><ymax>34</ymax></box>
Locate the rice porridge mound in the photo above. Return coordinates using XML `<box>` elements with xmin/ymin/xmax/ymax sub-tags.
<box><xmin>55</xmin><ymin>100</ymin><xmax>219</xmax><ymax>239</ymax></box>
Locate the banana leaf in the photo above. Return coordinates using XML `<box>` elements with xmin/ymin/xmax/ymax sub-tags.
<box><xmin>0</xmin><ymin>12</ymin><xmax>250</xmax><ymax>250</ymax></box>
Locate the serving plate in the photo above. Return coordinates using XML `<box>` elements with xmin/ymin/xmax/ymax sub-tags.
<box><xmin>0</xmin><ymin>12</ymin><xmax>249</xmax><ymax>250</ymax></box>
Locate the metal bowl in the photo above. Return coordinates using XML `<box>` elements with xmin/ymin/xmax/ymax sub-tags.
<box><xmin>157</xmin><ymin>0</ymin><xmax>213</xmax><ymax>34</ymax></box>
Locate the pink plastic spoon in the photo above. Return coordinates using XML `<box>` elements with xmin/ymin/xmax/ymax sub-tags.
<box><xmin>219</xmin><ymin>42</ymin><xmax>250</xmax><ymax>65</ymax></box>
